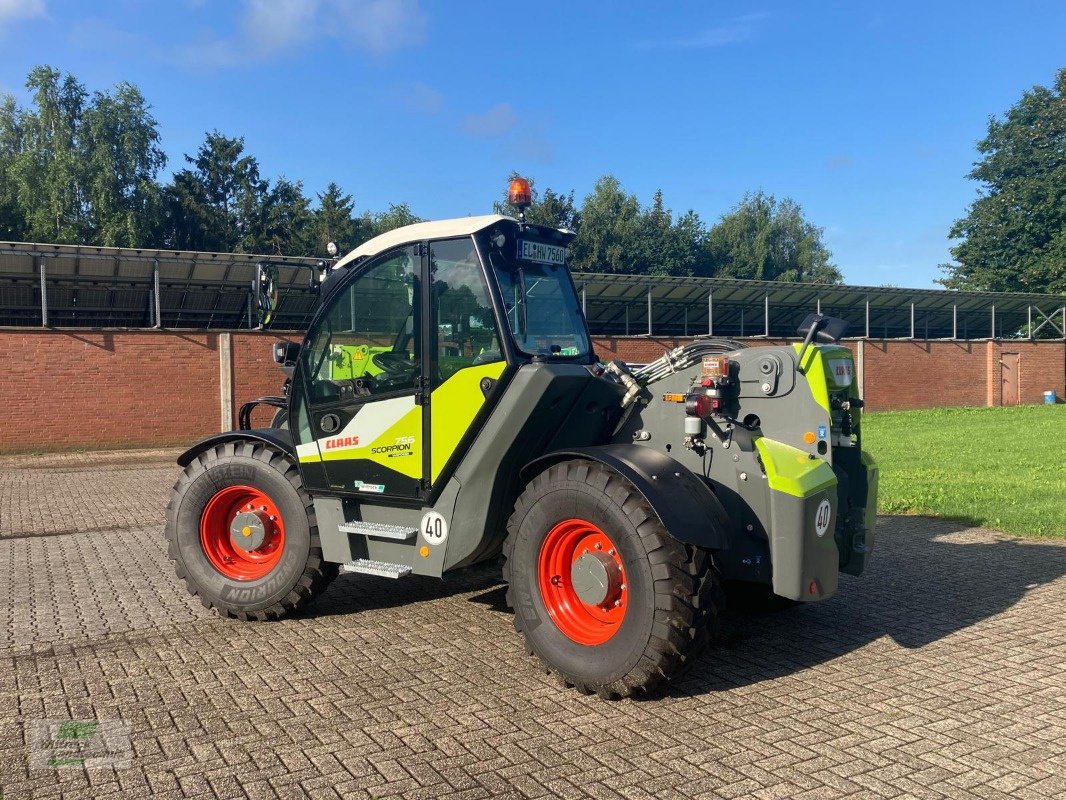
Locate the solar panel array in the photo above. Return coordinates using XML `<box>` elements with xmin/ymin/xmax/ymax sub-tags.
<box><xmin>1</xmin><ymin>240</ymin><xmax>1063</xmax><ymax>340</ymax></box>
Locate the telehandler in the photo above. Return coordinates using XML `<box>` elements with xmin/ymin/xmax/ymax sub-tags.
<box><xmin>166</xmin><ymin>179</ymin><xmax>878</xmax><ymax>698</ymax></box>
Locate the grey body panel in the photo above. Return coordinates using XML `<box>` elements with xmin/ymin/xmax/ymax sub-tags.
<box><xmin>313</xmin><ymin>345</ymin><xmax>877</xmax><ymax>601</ymax></box>
<box><xmin>315</xmin><ymin>362</ymin><xmax>625</xmax><ymax>576</ymax></box>
<box><xmin>613</xmin><ymin>344</ymin><xmax>872</xmax><ymax>594</ymax></box>
<box><xmin>765</xmin><ymin>487</ymin><xmax>839</xmax><ymax>600</ymax></box>
<box><xmin>521</xmin><ymin>445</ymin><xmax>731</xmax><ymax>550</ymax></box>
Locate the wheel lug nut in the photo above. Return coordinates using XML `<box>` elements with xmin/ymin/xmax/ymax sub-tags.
<box><xmin>614</xmin><ymin>599</ymin><xmax>622</xmax><ymax>607</ymax></box>
<box><xmin>551</xmin><ymin>575</ymin><xmax>561</xmax><ymax>586</ymax></box>
<box><xmin>620</xmin><ymin>584</ymin><xmax>626</xmax><ymax>591</ymax></box>
<box><xmin>594</xmin><ymin>542</ymin><xmax>602</xmax><ymax>550</ymax></box>
<box><xmin>608</xmin><ymin>549</ymin><xmax>615</xmax><ymax>556</ymax></box>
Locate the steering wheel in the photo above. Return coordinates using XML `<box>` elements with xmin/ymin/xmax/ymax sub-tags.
<box><xmin>369</xmin><ymin>351</ymin><xmax>417</xmax><ymax>390</ymax></box>
<box><xmin>372</xmin><ymin>351</ymin><xmax>415</xmax><ymax>374</ymax></box>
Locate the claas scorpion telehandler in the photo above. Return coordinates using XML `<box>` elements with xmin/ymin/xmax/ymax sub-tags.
<box><xmin>166</xmin><ymin>178</ymin><xmax>879</xmax><ymax>698</ymax></box>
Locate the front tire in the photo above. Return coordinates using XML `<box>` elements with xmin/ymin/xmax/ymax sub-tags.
<box><xmin>503</xmin><ymin>459</ymin><xmax>721</xmax><ymax>698</ymax></box>
<box><xmin>164</xmin><ymin>440</ymin><xmax>337</xmax><ymax>620</ymax></box>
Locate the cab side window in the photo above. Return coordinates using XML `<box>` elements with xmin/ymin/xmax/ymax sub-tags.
<box><xmin>429</xmin><ymin>239</ymin><xmax>503</xmax><ymax>385</ymax></box>
<box><xmin>303</xmin><ymin>246</ymin><xmax>419</xmax><ymax>403</ymax></box>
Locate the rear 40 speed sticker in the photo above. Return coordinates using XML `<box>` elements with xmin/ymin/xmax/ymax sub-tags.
<box><xmin>421</xmin><ymin>511</ymin><xmax>448</xmax><ymax>546</ymax></box>
<box><xmin>815</xmin><ymin>499</ymin><xmax>832</xmax><ymax>537</ymax></box>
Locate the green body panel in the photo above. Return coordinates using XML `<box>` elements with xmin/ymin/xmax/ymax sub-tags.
<box><xmin>794</xmin><ymin>343</ymin><xmax>833</xmax><ymax>414</ymax></box>
<box><xmin>754</xmin><ymin>438</ymin><xmax>837</xmax><ymax>497</ymax></box>
<box><xmin>430</xmin><ymin>360</ymin><xmax>507</xmax><ymax>481</ymax></box>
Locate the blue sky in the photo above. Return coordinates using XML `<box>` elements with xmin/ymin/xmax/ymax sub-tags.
<box><xmin>0</xmin><ymin>1</ymin><xmax>1064</xmax><ymax>288</ymax></box>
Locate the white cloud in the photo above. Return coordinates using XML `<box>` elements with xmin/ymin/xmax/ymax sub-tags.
<box><xmin>176</xmin><ymin>0</ymin><xmax>426</xmax><ymax>67</ymax></box>
<box><xmin>636</xmin><ymin>13</ymin><xmax>768</xmax><ymax>50</ymax></box>
<box><xmin>0</xmin><ymin>0</ymin><xmax>45</xmax><ymax>31</ymax></box>
<box><xmin>242</xmin><ymin>0</ymin><xmax>318</xmax><ymax>52</ymax></box>
<box><xmin>240</xmin><ymin>0</ymin><xmax>426</xmax><ymax>56</ymax></box>
<box><xmin>399</xmin><ymin>81</ymin><xmax>443</xmax><ymax>114</ymax></box>
<box><xmin>462</xmin><ymin>103</ymin><xmax>518</xmax><ymax>138</ymax></box>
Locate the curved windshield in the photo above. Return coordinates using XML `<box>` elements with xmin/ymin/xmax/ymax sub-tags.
<box><xmin>482</xmin><ymin>227</ymin><xmax>591</xmax><ymax>360</ymax></box>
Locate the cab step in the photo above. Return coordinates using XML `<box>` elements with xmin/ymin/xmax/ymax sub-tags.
<box><xmin>338</xmin><ymin>520</ymin><xmax>417</xmax><ymax>541</ymax></box>
<box><xmin>340</xmin><ymin>559</ymin><xmax>412</xmax><ymax>579</ymax></box>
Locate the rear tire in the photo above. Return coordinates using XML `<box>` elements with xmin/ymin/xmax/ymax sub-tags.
<box><xmin>164</xmin><ymin>440</ymin><xmax>337</xmax><ymax>620</ymax></box>
<box><xmin>503</xmin><ymin>459</ymin><xmax>721</xmax><ymax>698</ymax></box>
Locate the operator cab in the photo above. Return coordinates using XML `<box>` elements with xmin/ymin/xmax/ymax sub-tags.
<box><xmin>282</xmin><ymin>207</ymin><xmax>593</xmax><ymax>501</ymax></box>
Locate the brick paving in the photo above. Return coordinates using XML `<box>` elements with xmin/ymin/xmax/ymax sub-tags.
<box><xmin>1</xmin><ymin>451</ymin><xmax>1064</xmax><ymax>799</ymax></box>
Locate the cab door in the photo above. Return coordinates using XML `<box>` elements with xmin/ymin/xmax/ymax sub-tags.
<box><xmin>291</xmin><ymin>245</ymin><xmax>425</xmax><ymax>499</ymax></box>
<box><xmin>426</xmin><ymin>238</ymin><xmax>508</xmax><ymax>488</ymax></box>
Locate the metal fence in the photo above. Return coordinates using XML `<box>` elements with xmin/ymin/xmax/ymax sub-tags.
<box><xmin>1</xmin><ymin>241</ymin><xmax>1063</xmax><ymax>340</ymax></box>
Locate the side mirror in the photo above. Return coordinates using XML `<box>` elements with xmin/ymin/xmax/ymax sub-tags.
<box><xmin>255</xmin><ymin>263</ymin><xmax>280</xmax><ymax>327</ymax></box>
<box><xmin>796</xmin><ymin>313</ymin><xmax>849</xmax><ymax>367</ymax></box>
<box><xmin>273</xmin><ymin>340</ymin><xmax>300</xmax><ymax>367</ymax></box>
<box><xmin>796</xmin><ymin>313</ymin><xmax>849</xmax><ymax>343</ymax></box>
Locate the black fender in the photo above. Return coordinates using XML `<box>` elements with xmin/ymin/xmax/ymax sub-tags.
<box><xmin>176</xmin><ymin>428</ymin><xmax>295</xmax><ymax>467</ymax></box>
<box><xmin>521</xmin><ymin>444</ymin><xmax>731</xmax><ymax>551</ymax></box>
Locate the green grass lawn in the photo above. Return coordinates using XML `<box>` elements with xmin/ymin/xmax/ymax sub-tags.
<box><xmin>862</xmin><ymin>405</ymin><xmax>1066</xmax><ymax>538</ymax></box>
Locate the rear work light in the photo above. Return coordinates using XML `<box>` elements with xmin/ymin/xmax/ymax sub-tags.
<box><xmin>685</xmin><ymin>394</ymin><xmax>714</xmax><ymax>418</ymax></box>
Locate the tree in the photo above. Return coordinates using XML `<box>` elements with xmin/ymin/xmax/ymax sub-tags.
<box><xmin>705</xmin><ymin>192</ymin><xmax>841</xmax><ymax>283</ymax></box>
<box><xmin>367</xmin><ymin>203</ymin><xmax>421</xmax><ymax>237</ymax></box>
<box><xmin>164</xmin><ymin>131</ymin><xmax>268</xmax><ymax>252</ymax></box>
<box><xmin>314</xmin><ymin>181</ymin><xmax>368</xmax><ymax>254</ymax></box>
<box><xmin>260</xmin><ymin>177</ymin><xmax>314</xmax><ymax>256</ymax></box>
<box><xmin>637</xmin><ymin>190</ymin><xmax>707</xmax><ymax>277</ymax></box>
<box><xmin>0</xmin><ymin>66</ymin><xmax>166</xmax><ymax>246</ymax></box>
<box><xmin>6</xmin><ymin>66</ymin><xmax>89</xmax><ymax>243</ymax></box>
<box><xmin>0</xmin><ymin>96</ymin><xmax>27</xmax><ymax>240</ymax></box>
<box><xmin>942</xmin><ymin>69</ymin><xmax>1066</xmax><ymax>294</ymax></box>
<box><xmin>568</xmin><ymin>175</ymin><xmax>646</xmax><ymax>273</ymax></box>
<box><xmin>566</xmin><ymin>176</ymin><xmax>710</xmax><ymax>277</ymax></box>
<box><xmin>82</xmin><ymin>82</ymin><xmax>166</xmax><ymax>247</ymax></box>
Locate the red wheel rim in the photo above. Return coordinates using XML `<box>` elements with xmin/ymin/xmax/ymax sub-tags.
<box><xmin>537</xmin><ymin>518</ymin><xmax>627</xmax><ymax>645</ymax></box>
<box><xmin>199</xmin><ymin>485</ymin><xmax>285</xmax><ymax>581</ymax></box>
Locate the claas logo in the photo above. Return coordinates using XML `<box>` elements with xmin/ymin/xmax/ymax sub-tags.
<box><xmin>325</xmin><ymin>436</ymin><xmax>360</xmax><ymax>449</ymax></box>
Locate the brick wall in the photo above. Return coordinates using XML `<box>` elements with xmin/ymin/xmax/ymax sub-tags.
<box><xmin>0</xmin><ymin>329</ymin><xmax>221</xmax><ymax>452</ymax></box>
<box><xmin>232</xmin><ymin>332</ymin><xmax>300</xmax><ymax>429</ymax></box>
<box><xmin>0</xmin><ymin>330</ymin><xmax>1062</xmax><ymax>452</ymax></box>
<box><xmin>863</xmin><ymin>341</ymin><xmax>987</xmax><ymax>411</ymax></box>
<box><xmin>989</xmin><ymin>340</ymin><xmax>1065</xmax><ymax>406</ymax></box>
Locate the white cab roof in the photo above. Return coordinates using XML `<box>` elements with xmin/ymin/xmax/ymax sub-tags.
<box><xmin>333</xmin><ymin>214</ymin><xmax>513</xmax><ymax>270</ymax></box>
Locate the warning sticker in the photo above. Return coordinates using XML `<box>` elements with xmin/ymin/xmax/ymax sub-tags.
<box><xmin>353</xmin><ymin>480</ymin><xmax>385</xmax><ymax>494</ymax></box>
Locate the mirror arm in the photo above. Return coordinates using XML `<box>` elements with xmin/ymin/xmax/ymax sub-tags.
<box><xmin>797</xmin><ymin>314</ymin><xmax>826</xmax><ymax>368</ymax></box>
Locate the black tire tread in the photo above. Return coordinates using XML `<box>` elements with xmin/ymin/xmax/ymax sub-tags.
<box><xmin>502</xmin><ymin>460</ymin><xmax>723</xmax><ymax>699</ymax></box>
<box><xmin>164</xmin><ymin>441</ymin><xmax>337</xmax><ymax>621</ymax></box>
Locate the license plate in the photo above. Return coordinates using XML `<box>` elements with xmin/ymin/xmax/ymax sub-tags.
<box><xmin>517</xmin><ymin>239</ymin><xmax>567</xmax><ymax>266</ymax></box>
